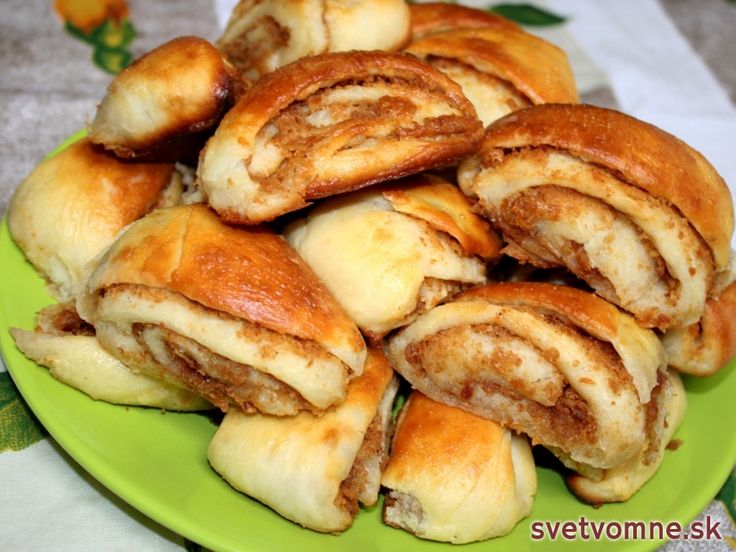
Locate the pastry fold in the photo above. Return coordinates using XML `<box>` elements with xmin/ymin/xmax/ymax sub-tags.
<box><xmin>385</xmin><ymin>282</ymin><xmax>667</xmax><ymax>473</ymax></box>
<box><xmin>406</xmin><ymin>27</ymin><xmax>578</xmax><ymax>126</ymax></box>
<box><xmin>90</xmin><ymin>36</ymin><xmax>245</xmax><ymax>161</ymax></box>
<box><xmin>8</xmin><ymin>139</ymin><xmax>173</xmax><ymax>299</ymax></box>
<box><xmin>381</xmin><ymin>392</ymin><xmax>536</xmax><ymax>544</ymax></box>
<box><xmin>662</xmin><ymin>277</ymin><xmax>736</xmax><ymax>376</ymax></box>
<box><xmin>207</xmin><ymin>349</ymin><xmax>398</xmax><ymax>534</ymax></box>
<box><xmin>77</xmin><ymin>203</ymin><xmax>366</xmax><ymax>415</ymax></box>
<box><xmin>284</xmin><ymin>174</ymin><xmax>501</xmax><ymax>342</ymax></box>
<box><xmin>458</xmin><ymin>104</ymin><xmax>735</xmax><ymax>329</ymax></box>
<box><xmin>197</xmin><ymin>50</ymin><xmax>484</xmax><ymax>224</ymax></box>
<box><xmin>409</xmin><ymin>2</ymin><xmax>520</xmax><ymax>41</ymax></box>
<box><xmin>218</xmin><ymin>0</ymin><xmax>411</xmax><ymax>80</ymax></box>
<box><xmin>566</xmin><ymin>369</ymin><xmax>686</xmax><ymax>503</ymax></box>
<box><xmin>10</xmin><ymin>303</ymin><xmax>210</xmax><ymax>411</ymax></box>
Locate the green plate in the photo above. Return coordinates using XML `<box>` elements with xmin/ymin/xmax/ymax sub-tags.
<box><xmin>1</xmin><ymin>136</ymin><xmax>734</xmax><ymax>551</ymax></box>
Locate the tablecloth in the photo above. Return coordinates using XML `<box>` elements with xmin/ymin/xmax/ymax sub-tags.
<box><xmin>1</xmin><ymin>1</ymin><xmax>735</xmax><ymax>550</ymax></box>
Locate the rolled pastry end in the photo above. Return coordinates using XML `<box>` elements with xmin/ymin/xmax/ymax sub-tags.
<box><xmin>566</xmin><ymin>370</ymin><xmax>687</xmax><ymax>503</ymax></box>
<box><xmin>381</xmin><ymin>392</ymin><xmax>536</xmax><ymax>543</ymax></box>
<box><xmin>90</xmin><ymin>36</ymin><xmax>245</xmax><ymax>161</ymax></box>
<box><xmin>207</xmin><ymin>349</ymin><xmax>398</xmax><ymax>533</ymax></box>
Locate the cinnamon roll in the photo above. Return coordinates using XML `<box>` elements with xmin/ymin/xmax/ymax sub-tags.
<box><xmin>409</xmin><ymin>2</ymin><xmax>520</xmax><ymax>41</ymax></box>
<box><xmin>8</xmin><ymin>139</ymin><xmax>173</xmax><ymax>299</ymax></box>
<box><xmin>662</xmin><ymin>277</ymin><xmax>736</xmax><ymax>376</ymax></box>
<box><xmin>198</xmin><ymin>50</ymin><xmax>483</xmax><ymax>224</ymax></box>
<box><xmin>284</xmin><ymin>174</ymin><xmax>501</xmax><ymax>342</ymax></box>
<box><xmin>458</xmin><ymin>104</ymin><xmax>735</xmax><ymax>329</ymax></box>
<box><xmin>77</xmin><ymin>203</ymin><xmax>366</xmax><ymax>416</ymax></box>
<box><xmin>406</xmin><ymin>27</ymin><xmax>578</xmax><ymax>126</ymax></box>
<box><xmin>207</xmin><ymin>349</ymin><xmax>398</xmax><ymax>534</ymax></box>
<box><xmin>10</xmin><ymin>302</ymin><xmax>210</xmax><ymax>411</ymax></box>
<box><xmin>381</xmin><ymin>392</ymin><xmax>536</xmax><ymax>543</ymax></box>
<box><xmin>218</xmin><ymin>0</ymin><xmax>411</xmax><ymax>80</ymax></box>
<box><xmin>385</xmin><ymin>282</ymin><xmax>667</xmax><ymax>474</ymax></box>
<box><xmin>90</xmin><ymin>36</ymin><xmax>245</xmax><ymax>161</ymax></box>
<box><xmin>567</xmin><ymin>369</ymin><xmax>686</xmax><ymax>503</ymax></box>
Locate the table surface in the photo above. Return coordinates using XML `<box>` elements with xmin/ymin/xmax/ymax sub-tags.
<box><xmin>1</xmin><ymin>1</ymin><xmax>735</xmax><ymax>551</ymax></box>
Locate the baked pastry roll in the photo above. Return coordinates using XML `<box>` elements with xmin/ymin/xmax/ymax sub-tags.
<box><xmin>459</xmin><ymin>104</ymin><xmax>735</xmax><ymax>329</ymax></box>
<box><xmin>409</xmin><ymin>2</ymin><xmax>520</xmax><ymax>41</ymax></box>
<box><xmin>8</xmin><ymin>139</ymin><xmax>174</xmax><ymax>299</ymax></box>
<box><xmin>662</xmin><ymin>277</ymin><xmax>736</xmax><ymax>376</ymax></box>
<box><xmin>385</xmin><ymin>282</ymin><xmax>667</xmax><ymax>473</ymax></box>
<box><xmin>382</xmin><ymin>392</ymin><xmax>536</xmax><ymax>544</ymax></box>
<box><xmin>10</xmin><ymin>302</ymin><xmax>210</xmax><ymax>411</ymax></box>
<box><xmin>406</xmin><ymin>27</ymin><xmax>578</xmax><ymax>126</ymax></box>
<box><xmin>197</xmin><ymin>50</ymin><xmax>484</xmax><ymax>224</ymax></box>
<box><xmin>284</xmin><ymin>174</ymin><xmax>501</xmax><ymax>342</ymax></box>
<box><xmin>207</xmin><ymin>349</ymin><xmax>398</xmax><ymax>534</ymax></box>
<box><xmin>218</xmin><ymin>0</ymin><xmax>411</xmax><ymax>80</ymax></box>
<box><xmin>76</xmin><ymin>203</ymin><xmax>366</xmax><ymax>415</ymax></box>
<box><xmin>90</xmin><ymin>36</ymin><xmax>245</xmax><ymax>161</ymax></box>
<box><xmin>567</xmin><ymin>369</ymin><xmax>686</xmax><ymax>503</ymax></box>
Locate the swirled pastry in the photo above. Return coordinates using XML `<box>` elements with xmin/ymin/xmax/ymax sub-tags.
<box><xmin>381</xmin><ymin>392</ymin><xmax>535</xmax><ymax>543</ymax></box>
<box><xmin>385</xmin><ymin>282</ymin><xmax>667</xmax><ymax>473</ymax></box>
<box><xmin>662</xmin><ymin>277</ymin><xmax>736</xmax><ymax>376</ymax></box>
<box><xmin>207</xmin><ymin>349</ymin><xmax>398</xmax><ymax>534</ymax></box>
<box><xmin>197</xmin><ymin>50</ymin><xmax>484</xmax><ymax>224</ymax></box>
<box><xmin>567</xmin><ymin>369</ymin><xmax>686</xmax><ymax>503</ymax></box>
<box><xmin>218</xmin><ymin>0</ymin><xmax>411</xmax><ymax>80</ymax></box>
<box><xmin>284</xmin><ymin>174</ymin><xmax>501</xmax><ymax>342</ymax></box>
<box><xmin>10</xmin><ymin>302</ymin><xmax>210</xmax><ymax>411</ymax></box>
<box><xmin>76</xmin><ymin>203</ymin><xmax>366</xmax><ymax>416</ymax></box>
<box><xmin>459</xmin><ymin>104</ymin><xmax>735</xmax><ymax>329</ymax></box>
<box><xmin>90</xmin><ymin>36</ymin><xmax>245</xmax><ymax>161</ymax></box>
<box><xmin>406</xmin><ymin>27</ymin><xmax>578</xmax><ymax>126</ymax></box>
<box><xmin>8</xmin><ymin>139</ymin><xmax>173</xmax><ymax>299</ymax></box>
<box><xmin>409</xmin><ymin>2</ymin><xmax>520</xmax><ymax>41</ymax></box>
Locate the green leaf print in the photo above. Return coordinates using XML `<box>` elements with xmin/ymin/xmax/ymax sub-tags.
<box><xmin>90</xmin><ymin>18</ymin><xmax>136</xmax><ymax>50</ymax></box>
<box><xmin>717</xmin><ymin>469</ymin><xmax>736</xmax><ymax>521</ymax></box>
<box><xmin>0</xmin><ymin>371</ymin><xmax>47</xmax><ymax>452</ymax></box>
<box><xmin>489</xmin><ymin>3</ymin><xmax>568</xmax><ymax>26</ymax></box>
<box><xmin>93</xmin><ymin>46</ymin><xmax>134</xmax><ymax>75</ymax></box>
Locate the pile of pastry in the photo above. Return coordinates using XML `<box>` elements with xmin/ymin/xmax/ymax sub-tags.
<box><xmin>8</xmin><ymin>0</ymin><xmax>736</xmax><ymax>545</ymax></box>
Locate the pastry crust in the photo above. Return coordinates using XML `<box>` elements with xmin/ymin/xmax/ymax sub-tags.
<box><xmin>406</xmin><ymin>27</ymin><xmax>578</xmax><ymax>126</ymax></box>
<box><xmin>284</xmin><ymin>175</ymin><xmax>500</xmax><ymax>341</ymax></box>
<box><xmin>7</xmin><ymin>139</ymin><xmax>173</xmax><ymax>299</ymax></box>
<box><xmin>409</xmin><ymin>2</ymin><xmax>520</xmax><ymax>40</ymax></box>
<box><xmin>197</xmin><ymin>50</ymin><xmax>483</xmax><ymax>224</ymax></box>
<box><xmin>78</xmin><ymin>203</ymin><xmax>366</xmax><ymax>415</ymax></box>
<box><xmin>381</xmin><ymin>392</ymin><xmax>535</xmax><ymax>544</ymax></box>
<box><xmin>90</xmin><ymin>36</ymin><xmax>245</xmax><ymax>161</ymax></box>
<box><xmin>459</xmin><ymin>104</ymin><xmax>734</xmax><ymax>329</ymax></box>
<box><xmin>385</xmin><ymin>282</ymin><xmax>667</xmax><ymax>472</ymax></box>
<box><xmin>207</xmin><ymin>349</ymin><xmax>398</xmax><ymax>534</ymax></box>
<box><xmin>218</xmin><ymin>0</ymin><xmax>411</xmax><ymax>80</ymax></box>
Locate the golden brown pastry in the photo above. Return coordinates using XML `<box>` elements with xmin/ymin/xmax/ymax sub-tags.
<box><xmin>218</xmin><ymin>0</ymin><xmax>411</xmax><ymax>80</ymax></box>
<box><xmin>381</xmin><ymin>392</ymin><xmax>536</xmax><ymax>543</ymax></box>
<box><xmin>409</xmin><ymin>2</ymin><xmax>520</xmax><ymax>40</ymax></box>
<box><xmin>207</xmin><ymin>349</ymin><xmax>398</xmax><ymax>534</ymax></box>
<box><xmin>284</xmin><ymin>174</ymin><xmax>501</xmax><ymax>342</ymax></box>
<box><xmin>8</xmin><ymin>139</ymin><xmax>174</xmax><ymax>299</ymax></box>
<box><xmin>10</xmin><ymin>302</ymin><xmax>210</xmax><ymax>411</ymax></box>
<box><xmin>459</xmin><ymin>104</ymin><xmax>735</xmax><ymax>330</ymax></box>
<box><xmin>567</xmin><ymin>369</ymin><xmax>686</xmax><ymax>503</ymax></box>
<box><xmin>406</xmin><ymin>27</ymin><xmax>578</xmax><ymax>126</ymax></box>
<box><xmin>662</xmin><ymin>277</ymin><xmax>736</xmax><ymax>376</ymax></box>
<box><xmin>385</xmin><ymin>282</ymin><xmax>667</xmax><ymax>475</ymax></box>
<box><xmin>90</xmin><ymin>36</ymin><xmax>245</xmax><ymax>161</ymax></box>
<box><xmin>76</xmin><ymin>203</ymin><xmax>367</xmax><ymax>416</ymax></box>
<box><xmin>197</xmin><ymin>50</ymin><xmax>484</xmax><ymax>224</ymax></box>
